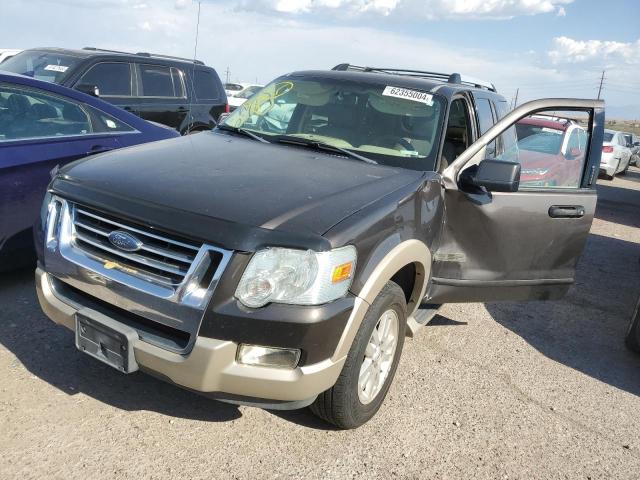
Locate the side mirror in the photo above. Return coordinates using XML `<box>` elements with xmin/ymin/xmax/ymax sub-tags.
<box><xmin>460</xmin><ymin>159</ymin><xmax>520</xmax><ymax>193</ymax></box>
<box><xmin>566</xmin><ymin>147</ymin><xmax>581</xmax><ymax>159</ymax></box>
<box><xmin>217</xmin><ymin>112</ymin><xmax>230</xmax><ymax>124</ymax></box>
<box><xmin>634</xmin><ymin>141</ymin><xmax>640</xmax><ymax>147</ymax></box>
<box><xmin>76</xmin><ymin>84</ymin><xmax>100</xmax><ymax>97</ymax></box>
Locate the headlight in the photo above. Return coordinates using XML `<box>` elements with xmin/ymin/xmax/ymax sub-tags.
<box><xmin>235</xmin><ymin>246</ymin><xmax>356</xmax><ymax>308</ymax></box>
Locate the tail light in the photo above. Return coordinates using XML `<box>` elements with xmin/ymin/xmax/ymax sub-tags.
<box><xmin>225</xmin><ymin>103</ymin><xmax>230</xmax><ymax>113</ymax></box>
<box><xmin>602</xmin><ymin>145</ymin><xmax>614</xmax><ymax>153</ymax></box>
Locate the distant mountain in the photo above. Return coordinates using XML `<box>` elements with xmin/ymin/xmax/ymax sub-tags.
<box><xmin>605</xmin><ymin>105</ymin><xmax>640</xmax><ymax>121</ymax></box>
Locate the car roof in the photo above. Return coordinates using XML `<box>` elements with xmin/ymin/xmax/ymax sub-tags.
<box><xmin>0</xmin><ymin>71</ymin><xmax>164</xmax><ymax>131</ymax></box>
<box><xmin>518</xmin><ymin>117</ymin><xmax>570</xmax><ymax>131</ymax></box>
<box><xmin>285</xmin><ymin>69</ymin><xmax>507</xmax><ymax>101</ymax></box>
<box><xmin>19</xmin><ymin>47</ymin><xmax>207</xmax><ymax>67</ymax></box>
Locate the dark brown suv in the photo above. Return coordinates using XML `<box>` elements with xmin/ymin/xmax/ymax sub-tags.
<box><xmin>35</xmin><ymin>64</ymin><xmax>605</xmax><ymax>429</ymax></box>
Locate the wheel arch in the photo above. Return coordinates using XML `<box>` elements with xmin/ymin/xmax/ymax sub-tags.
<box><xmin>332</xmin><ymin>239</ymin><xmax>431</xmax><ymax>361</ymax></box>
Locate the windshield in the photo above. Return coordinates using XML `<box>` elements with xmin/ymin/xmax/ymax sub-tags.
<box><xmin>1</xmin><ymin>50</ymin><xmax>80</xmax><ymax>83</ymax></box>
<box><xmin>222</xmin><ymin>75</ymin><xmax>446</xmax><ymax>170</ymax></box>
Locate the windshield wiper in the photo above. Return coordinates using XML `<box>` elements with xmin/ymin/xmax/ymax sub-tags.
<box><xmin>217</xmin><ymin>124</ymin><xmax>270</xmax><ymax>144</ymax></box>
<box><xmin>275</xmin><ymin>136</ymin><xmax>377</xmax><ymax>165</ymax></box>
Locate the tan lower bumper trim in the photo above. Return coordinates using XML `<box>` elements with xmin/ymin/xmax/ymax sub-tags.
<box><xmin>35</xmin><ymin>268</ymin><xmax>345</xmax><ymax>402</ymax></box>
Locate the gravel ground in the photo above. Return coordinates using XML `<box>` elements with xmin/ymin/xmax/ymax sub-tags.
<box><xmin>1</xmin><ymin>168</ymin><xmax>639</xmax><ymax>480</ymax></box>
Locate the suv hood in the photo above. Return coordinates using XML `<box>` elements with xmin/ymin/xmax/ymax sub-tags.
<box><xmin>51</xmin><ymin>132</ymin><xmax>424</xmax><ymax>251</ymax></box>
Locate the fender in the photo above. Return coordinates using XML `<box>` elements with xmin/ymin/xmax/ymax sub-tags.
<box><xmin>331</xmin><ymin>239</ymin><xmax>431</xmax><ymax>362</ymax></box>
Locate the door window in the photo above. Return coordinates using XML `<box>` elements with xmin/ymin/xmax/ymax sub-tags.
<box><xmin>441</xmin><ymin>98</ymin><xmax>471</xmax><ymax>170</ymax></box>
<box><xmin>78</xmin><ymin>63</ymin><xmax>132</xmax><ymax>96</ymax></box>
<box><xmin>139</xmin><ymin>64</ymin><xmax>185</xmax><ymax>98</ymax></box>
<box><xmin>496</xmin><ymin>111</ymin><xmax>591</xmax><ymax>189</ymax></box>
<box><xmin>0</xmin><ymin>83</ymin><xmax>134</xmax><ymax>142</ymax></box>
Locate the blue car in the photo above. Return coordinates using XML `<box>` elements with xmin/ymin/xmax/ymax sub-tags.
<box><xmin>0</xmin><ymin>71</ymin><xmax>179</xmax><ymax>270</ymax></box>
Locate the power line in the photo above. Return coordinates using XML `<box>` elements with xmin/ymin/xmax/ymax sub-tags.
<box><xmin>597</xmin><ymin>70</ymin><xmax>605</xmax><ymax>99</ymax></box>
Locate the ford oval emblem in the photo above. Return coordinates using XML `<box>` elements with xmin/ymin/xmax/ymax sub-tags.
<box><xmin>107</xmin><ymin>230</ymin><xmax>143</xmax><ymax>252</ymax></box>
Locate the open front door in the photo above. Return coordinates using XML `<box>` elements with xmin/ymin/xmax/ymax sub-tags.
<box><xmin>426</xmin><ymin>98</ymin><xmax>605</xmax><ymax>303</ymax></box>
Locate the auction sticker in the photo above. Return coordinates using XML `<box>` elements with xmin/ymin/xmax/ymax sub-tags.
<box><xmin>382</xmin><ymin>86</ymin><xmax>433</xmax><ymax>105</ymax></box>
<box><xmin>44</xmin><ymin>64</ymin><xmax>68</xmax><ymax>73</ymax></box>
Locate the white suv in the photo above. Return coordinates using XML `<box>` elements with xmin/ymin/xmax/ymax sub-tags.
<box><xmin>600</xmin><ymin>129</ymin><xmax>632</xmax><ymax>179</ymax></box>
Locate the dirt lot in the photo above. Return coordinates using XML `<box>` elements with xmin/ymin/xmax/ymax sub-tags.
<box><xmin>1</xmin><ymin>169</ymin><xmax>639</xmax><ymax>480</ymax></box>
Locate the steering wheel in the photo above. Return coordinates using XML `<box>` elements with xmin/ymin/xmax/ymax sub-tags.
<box><xmin>377</xmin><ymin>135</ymin><xmax>415</xmax><ymax>151</ymax></box>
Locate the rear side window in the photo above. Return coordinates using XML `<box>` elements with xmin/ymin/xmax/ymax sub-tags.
<box><xmin>194</xmin><ymin>69</ymin><xmax>220</xmax><ymax>101</ymax></box>
<box><xmin>475</xmin><ymin>97</ymin><xmax>497</xmax><ymax>155</ymax></box>
<box><xmin>139</xmin><ymin>64</ymin><xmax>185</xmax><ymax>98</ymax></box>
<box><xmin>78</xmin><ymin>62</ymin><xmax>132</xmax><ymax>96</ymax></box>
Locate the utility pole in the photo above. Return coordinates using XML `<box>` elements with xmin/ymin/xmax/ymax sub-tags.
<box><xmin>225</xmin><ymin>66</ymin><xmax>230</xmax><ymax>84</ymax></box>
<box><xmin>597</xmin><ymin>70</ymin><xmax>605</xmax><ymax>99</ymax></box>
<box><xmin>512</xmin><ymin>88</ymin><xmax>519</xmax><ymax>109</ymax></box>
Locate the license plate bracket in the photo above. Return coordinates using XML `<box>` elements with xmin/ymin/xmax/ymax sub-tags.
<box><xmin>75</xmin><ymin>309</ymin><xmax>139</xmax><ymax>373</ymax></box>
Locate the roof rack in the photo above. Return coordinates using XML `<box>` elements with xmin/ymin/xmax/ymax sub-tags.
<box><xmin>331</xmin><ymin>63</ymin><xmax>497</xmax><ymax>92</ymax></box>
<box><xmin>83</xmin><ymin>47</ymin><xmax>204</xmax><ymax>65</ymax></box>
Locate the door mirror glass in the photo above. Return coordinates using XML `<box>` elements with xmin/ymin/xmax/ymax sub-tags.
<box><xmin>76</xmin><ymin>84</ymin><xmax>100</xmax><ymax>97</ymax></box>
<box><xmin>567</xmin><ymin>147</ymin><xmax>581</xmax><ymax>159</ymax></box>
<box><xmin>460</xmin><ymin>159</ymin><xmax>520</xmax><ymax>192</ymax></box>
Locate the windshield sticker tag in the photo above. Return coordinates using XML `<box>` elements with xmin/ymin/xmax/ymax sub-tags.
<box><xmin>541</xmin><ymin>127</ymin><xmax>562</xmax><ymax>134</ymax></box>
<box><xmin>382</xmin><ymin>86</ymin><xmax>433</xmax><ymax>106</ymax></box>
<box><xmin>44</xmin><ymin>64</ymin><xmax>68</xmax><ymax>73</ymax></box>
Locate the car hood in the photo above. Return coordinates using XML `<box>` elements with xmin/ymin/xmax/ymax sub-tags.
<box><xmin>51</xmin><ymin>131</ymin><xmax>424</xmax><ymax>252</ymax></box>
<box><xmin>519</xmin><ymin>150</ymin><xmax>563</xmax><ymax>169</ymax></box>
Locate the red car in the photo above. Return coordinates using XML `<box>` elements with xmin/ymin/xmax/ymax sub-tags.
<box><xmin>515</xmin><ymin>116</ymin><xmax>588</xmax><ymax>188</ymax></box>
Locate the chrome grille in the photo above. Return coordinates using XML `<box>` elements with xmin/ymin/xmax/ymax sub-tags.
<box><xmin>70</xmin><ymin>204</ymin><xmax>201</xmax><ymax>286</ymax></box>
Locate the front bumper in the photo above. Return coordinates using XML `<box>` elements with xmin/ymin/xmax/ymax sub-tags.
<box><xmin>36</xmin><ymin>268</ymin><xmax>346</xmax><ymax>405</ymax></box>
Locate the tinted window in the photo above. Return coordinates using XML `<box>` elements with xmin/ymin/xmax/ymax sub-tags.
<box><xmin>78</xmin><ymin>62</ymin><xmax>132</xmax><ymax>96</ymax></box>
<box><xmin>139</xmin><ymin>64</ymin><xmax>184</xmax><ymax>97</ymax></box>
<box><xmin>603</xmin><ymin>132</ymin><xmax>614</xmax><ymax>142</ymax></box>
<box><xmin>1</xmin><ymin>50</ymin><xmax>80</xmax><ymax>83</ymax></box>
<box><xmin>194</xmin><ymin>70</ymin><xmax>220</xmax><ymax>100</ymax></box>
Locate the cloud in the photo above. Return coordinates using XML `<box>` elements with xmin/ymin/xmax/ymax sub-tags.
<box><xmin>222</xmin><ymin>0</ymin><xmax>573</xmax><ymax>19</ymax></box>
<box><xmin>548</xmin><ymin>36</ymin><xmax>640</xmax><ymax>65</ymax></box>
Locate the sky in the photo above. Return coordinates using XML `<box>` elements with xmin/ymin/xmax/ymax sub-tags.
<box><xmin>2</xmin><ymin>0</ymin><xmax>639</xmax><ymax>118</ymax></box>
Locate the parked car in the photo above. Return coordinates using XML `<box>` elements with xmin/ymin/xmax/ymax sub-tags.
<box><xmin>626</xmin><ymin>293</ymin><xmax>640</xmax><ymax>353</ymax></box>
<box><xmin>224</xmin><ymin>82</ymin><xmax>248</xmax><ymax>97</ymax></box>
<box><xmin>621</xmin><ymin>132</ymin><xmax>640</xmax><ymax>166</ymax></box>
<box><xmin>0</xmin><ymin>71</ymin><xmax>179</xmax><ymax>270</ymax></box>
<box><xmin>600</xmin><ymin>129</ymin><xmax>632</xmax><ymax>179</ymax></box>
<box><xmin>1</xmin><ymin>47</ymin><xmax>227</xmax><ymax>134</ymax></box>
<box><xmin>516</xmin><ymin>116</ymin><xmax>588</xmax><ymax>187</ymax></box>
<box><xmin>0</xmin><ymin>49</ymin><xmax>21</xmax><ymax>64</ymax></box>
<box><xmin>228</xmin><ymin>84</ymin><xmax>263</xmax><ymax>111</ymax></box>
<box><xmin>35</xmin><ymin>64</ymin><xmax>604</xmax><ymax>429</ymax></box>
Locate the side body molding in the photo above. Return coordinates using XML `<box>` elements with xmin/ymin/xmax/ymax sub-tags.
<box><xmin>331</xmin><ymin>239</ymin><xmax>431</xmax><ymax>361</ymax></box>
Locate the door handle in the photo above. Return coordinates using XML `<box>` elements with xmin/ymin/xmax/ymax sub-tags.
<box><xmin>177</xmin><ymin>106</ymin><xmax>188</xmax><ymax>112</ymax></box>
<box><xmin>123</xmin><ymin>106</ymin><xmax>134</xmax><ymax>111</ymax></box>
<box><xmin>548</xmin><ymin>205</ymin><xmax>585</xmax><ymax>218</ymax></box>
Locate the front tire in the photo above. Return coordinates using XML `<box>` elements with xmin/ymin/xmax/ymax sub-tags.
<box><xmin>625</xmin><ymin>295</ymin><xmax>640</xmax><ymax>353</ymax></box>
<box><xmin>310</xmin><ymin>281</ymin><xmax>407</xmax><ymax>429</ymax></box>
